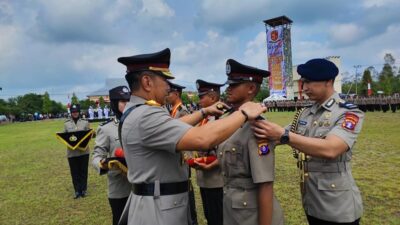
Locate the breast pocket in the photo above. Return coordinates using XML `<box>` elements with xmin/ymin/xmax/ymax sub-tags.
<box><xmin>223</xmin><ymin>143</ymin><xmax>245</xmax><ymax>167</ymax></box>
<box><xmin>314</xmin><ymin>128</ymin><xmax>331</xmax><ymax>138</ymax></box>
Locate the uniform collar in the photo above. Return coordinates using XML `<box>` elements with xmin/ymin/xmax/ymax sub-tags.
<box><xmin>310</xmin><ymin>92</ymin><xmax>340</xmax><ymax>113</ymax></box>
<box><xmin>129</xmin><ymin>95</ymin><xmax>147</xmax><ymax>105</ymax></box>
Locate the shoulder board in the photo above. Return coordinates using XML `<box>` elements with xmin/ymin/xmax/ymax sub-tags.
<box><xmin>80</xmin><ymin>118</ymin><xmax>88</xmax><ymax>121</ymax></box>
<box><xmin>304</xmin><ymin>104</ymin><xmax>313</xmax><ymax>108</ymax></box>
<box><xmin>339</xmin><ymin>102</ymin><xmax>358</xmax><ymax>109</ymax></box>
<box><xmin>64</xmin><ymin>119</ymin><xmax>71</xmax><ymax>123</ymax></box>
<box><xmin>99</xmin><ymin>119</ymin><xmax>112</xmax><ymax>126</ymax></box>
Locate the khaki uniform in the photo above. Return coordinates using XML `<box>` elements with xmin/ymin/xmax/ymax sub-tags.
<box><xmin>64</xmin><ymin>118</ymin><xmax>90</xmax><ymax>157</ymax></box>
<box><xmin>92</xmin><ymin>119</ymin><xmax>131</xmax><ymax>198</ymax></box>
<box><xmin>196</xmin><ymin>116</ymin><xmax>223</xmax><ymax>188</ymax></box>
<box><xmin>294</xmin><ymin>92</ymin><xmax>364</xmax><ymax>223</ymax></box>
<box><xmin>120</xmin><ymin>96</ymin><xmax>192</xmax><ymax>225</ymax></box>
<box><xmin>218</xmin><ymin>119</ymin><xmax>284</xmax><ymax>225</ymax></box>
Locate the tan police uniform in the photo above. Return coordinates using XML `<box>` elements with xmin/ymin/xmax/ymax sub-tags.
<box><xmin>196</xmin><ymin>116</ymin><xmax>224</xmax><ymax>189</ymax></box>
<box><xmin>64</xmin><ymin>118</ymin><xmax>90</xmax><ymax>157</ymax></box>
<box><xmin>92</xmin><ymin>118</ymin><xmax>131</xmax><ymax>199</ymax></box>
<box><xmin>120</xmin><ymin>95</ymin><xmax>192</xmax><ymax>225</ymax></box>
<box><xmin>294</xmin><ymin>92</ymin><xmax>364</xmax><ymax>223</ymax></box>
<box><xmin>218</xmin><ymin>120</ymin><xmax>284</xmax><ymax>225</ymax></box>
<box><xmin>64</xmin><ymin>114</ymin><xmax>91</xmax><ymax>198</ymax></box>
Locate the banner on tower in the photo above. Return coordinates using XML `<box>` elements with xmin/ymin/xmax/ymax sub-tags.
<box><xmin>266</xmin><ymin>26</ymin><xmax>287</xmax><ymax>97</ymax></box>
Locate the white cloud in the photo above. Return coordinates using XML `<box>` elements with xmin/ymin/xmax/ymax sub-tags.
<box><xmin>362</xmin><ymin>0</ymin><xmax>398</xmax><ymax>8</ymax></box>
<box><xmin>139</xmin><ymin>0</ymin><xmax>175</xmax><ymax>18</ymax></box>
<box><xmin>329</xmin><ymin>23</ymin><xmax>366</xmax><ymax>46</ymax></box>
<box><xmin>0</xmin><ymin>25</ymin><xmax>22</xmax><ymax>68</ymax></box>
<box><xmin>243</xmin><ymin>32</ymin><xmax>268</xmax><ymax>69</ymax></box>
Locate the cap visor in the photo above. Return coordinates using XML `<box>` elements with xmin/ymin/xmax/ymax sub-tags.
<box><xmin>161</xmin><ymin>71</ymin><xmax>175</xmax><ymax>79</ymax></box>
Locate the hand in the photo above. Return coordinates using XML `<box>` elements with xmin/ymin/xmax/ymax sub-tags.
<box><xmin>251</xmin><ymin>120</ymin><xmax>284</xmax><ymax>142</ymax></box>
<box><xmin>239</xmin><ymin>102</ymin><xmax>267</xmax><ymax>120</ymax></box>
<box><xmin>99</xmin><ymin>159</ymin><xmax>108</xmax><ymax>170</ymax></box>
<box><xmin>193</xmin><ymin>160</ymin><xmax>212</xmax><ymax>171</ymax></box>
<box><xmin>203</xmin><ymin>102</ymin><xmax>229</xmax><ymax>117</ymax></box>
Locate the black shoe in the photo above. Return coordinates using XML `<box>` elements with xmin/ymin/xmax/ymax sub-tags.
<box><xmin>80</xmin><ymin>191</ymin><xmax>87</xmax><ymax>198</ymax></box>
<box><xmin>74</xmin><ymin>192</ymin><xmax>80</xmax><ymax>199</ymax></box>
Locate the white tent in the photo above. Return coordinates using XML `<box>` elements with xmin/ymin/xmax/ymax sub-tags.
<box><xmin>263</xmin><ymin>94</ymin><xmax>287</xmax><ymax>102</ymax></box>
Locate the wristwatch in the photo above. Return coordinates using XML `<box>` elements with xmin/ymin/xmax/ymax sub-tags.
<box><xmin>280</xmin><ymin>128</ymin><xmax>290</xmax><ymax>144</ymax></box>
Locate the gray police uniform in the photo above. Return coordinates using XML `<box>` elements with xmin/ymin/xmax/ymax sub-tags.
<box><xmin>120</xmin><ymin>95</ymin><xmax>192</xmax><ymax>225</ymax></box>
<box><xmin>64</xmin><ymin>118</ymin><xmax>90</xmax><ymax>157</ymax></box>
<box><xmin>196</xmin><ymin>116</ymin><xmax>223</xmax><ymax>189</ymax></box>
<box><xmin>294</xmin><ymin>92</ymin><xmax>364</xmax><ymax>223</ymax></box>
<box><xmin>92</xmin><ymin>119</ymin><xmax>131</xmax><ymax>199</ymax></box>
<box><xmin>218</xmin><ymin>119</ymin><xmax>284</xmax><ymax>225</ymax></box>
<box><xmin>172</xmin><ymin>103</ymin><xmax>189</xmax><ymax>119</ymax></box>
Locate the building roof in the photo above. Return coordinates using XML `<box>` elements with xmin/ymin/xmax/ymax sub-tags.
<box><xmin>87</xmin><ymin>78</ymin><xmax>127</xmax><ymax>97</ymax></box>
<box><xmin>263</xmin><ymin>15</ymin><xmax>293</xmax><ymax>27</ymax></box>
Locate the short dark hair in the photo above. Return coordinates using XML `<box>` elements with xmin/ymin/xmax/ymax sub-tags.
<box><xmin>126</xmin><ymin>71</ymin><xmax>159</xmax><ymax>92</ymax></box>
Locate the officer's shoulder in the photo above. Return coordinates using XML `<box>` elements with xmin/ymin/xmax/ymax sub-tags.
<box><xmin>338</xmin><ymin>100</ymin><xmax>359</xmax><ymax>109</ymax></box>
<box><xmin>64</xmin><ymin>118</ymin><xmax>72</xmax><ymax>123</ymax></box>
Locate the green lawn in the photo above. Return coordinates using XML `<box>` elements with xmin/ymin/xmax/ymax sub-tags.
<box><xmin>0</xmin><ymin>112</ymin><xmax>399</xmax><ymax>225</ymax></box>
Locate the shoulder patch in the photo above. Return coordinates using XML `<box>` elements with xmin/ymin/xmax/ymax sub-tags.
<box><xmin>100</xmin><ymin>119</ymin><xmax>112</xmax><ymax>126</ymax></box>
<box><xmin>342</xmin><ymin>112</ymin><xmax>359</xmax><ymax>131</ymax></box>
<box><xmin>339</xmin><ymin>102</ymin><xmax>358</xmax><ymax>109</ymax></box>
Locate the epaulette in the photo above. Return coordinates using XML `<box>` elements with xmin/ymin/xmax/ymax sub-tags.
<box><xmin>99</xmin><ymin>119</ymin><xmax>112</xmax><ymax>126</ymax></box>
<box><xmin>304</xmin><ymin>104</ymin><xmax>313</xmax><ymax>108</ymax></box>
<box><xmin>339</xmin><ymin>101</ymin><xmax>358</xmax><ymax>109</ymax></box>
<box><xmin>64</xmin><ymin>119</ymin><xmax>71</xmax><ymax>123</ymax></box>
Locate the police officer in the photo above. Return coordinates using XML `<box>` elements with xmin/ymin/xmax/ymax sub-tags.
<box><xmin>166</xmin><ymin>81</ymin><xmax>198</xmax><ymax>225</ymax></box>
<box><xmin>117</xmin><ymin>48</ymin><xmax>266</xmax><ymax>225</ymax></box>
<box><xmin>64</xmin><ymin>104</ymin><xmax>91</xmax><ymax>199</ymax></box>
<box><xmin>166</xmin><ymin>82</ymin><xmax>190</xmax><ymax>118</ymax></box>
<box><xmin>192</xmin><ymin>79</ymin><xmax>224</xmax><ymax>225</ymax></box>
<box><xmin>253</xmin><ymin>58</ymin><xmax>364</xmax><ymax>225</ymax></box>
<box><xmin>218</xmin><ymin>59</ymin><xmax>284</xmax><ymax>225</ymax></box>
<box><xmin>92</xmin><ymin>86</ymin><xmax>131</xmax><ymax>225</ymax></box>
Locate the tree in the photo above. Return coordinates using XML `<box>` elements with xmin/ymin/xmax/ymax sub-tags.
<box><xmin>255</xmin><ymin>80</ymin><xmax>270</xmax><ymax>102</ymax></box>
<box><xmin>98</xmin><ymin>96</ymin><xmax>106</xmax><ymax>108</ymax></box>
<box><xmin>379</xmin><ymin>63</ymin><xmax>395</xmax><ymax>95</ymax></box>
<box><xmin>71</xmin><ymin>93</ymin><xmax>79</xmax><ymax>105</ymax></box>
<box><xmin>181</xmin><ymin>92</ymin><xmax>190</xmax><ymax>105</ymax></box>
<box><xmin>360</xmin><ymin>69</ymin><xmax>373</xmax><ymax>96</ymax></box>
<box><xmin>42</xmin><ymin>92</ymin><xmax>52</xmax><ymax>115</ymax></box>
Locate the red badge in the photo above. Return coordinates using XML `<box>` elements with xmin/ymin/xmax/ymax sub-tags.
<box><xmin>342</xmin><ymin>113</ymin><xmax>359</xmax><ymax>131</ymax></box>
<box><xmin>271</xmin><ymin>30</ymin><xmax>278</xmax><ymax>41</ymax></box>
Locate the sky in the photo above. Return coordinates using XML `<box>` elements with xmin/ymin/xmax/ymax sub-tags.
<box><xmin>1</xmin><ymin>0</ymin><xmax>400</xmax><ymax>103</ymax></box>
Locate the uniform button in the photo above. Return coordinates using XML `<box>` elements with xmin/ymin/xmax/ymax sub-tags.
<box><xmin>243</xmin><ymin>202</ymin><xmax>247</xmax><ymax>207</ymax></box>
<box><xmin>331</xmin><ymin>184</ymin><xmax>336</xmax><ymax>188</ymax></box>
<box><xmin>174</xmin><ymin>201</ymin><xmax>177</xmax><ymax>205</ymax></box>
<box><xmin>222</xmin><ymin>172</ymin><xmax>225</xmax><ymax>176</ymax></box>
<box><xmin>219</xmin><ymin>152</ymin><xmax>223</xmax><ymax>156</ymax></box>
<box><xmin>232</xmin><ymin>148</ymin><xmax>236</xmax><ymax>152</ymax></box>
<box><xmin>306</xmin><ymin>155</ymin><xmax>312</xmax><ymax>160</ymax></box>
<box><xmin>223</xmin><ymin>191</ymin><xmax>226</xmax><ymax>194</ymax></box>
<box><xmin>304</xmin><ymin>173</ymin><xmax>309</xmax><ymax>177</ymax></box>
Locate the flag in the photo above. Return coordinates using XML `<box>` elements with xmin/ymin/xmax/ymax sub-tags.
<box><xmin>56</xmin><ymin>129</ymin><xmax>94</xmax><ymax>151</ymax></box>
<box><xmin>367</xmin><ymin>81</ymin><xmax>372</xmax><ymax>96</ymax></box>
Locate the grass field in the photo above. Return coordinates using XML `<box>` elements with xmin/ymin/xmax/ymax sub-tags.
<box><xmin>1</xmin><ymin>112</ymin><xmax>399</xmax><ymax>225</ymax></box>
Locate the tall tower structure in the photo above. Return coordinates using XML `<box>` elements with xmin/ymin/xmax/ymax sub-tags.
<box><xmin>263</xmin><ymin>16</ymin><xmax>293</xmax><ymax>98</ymax></box>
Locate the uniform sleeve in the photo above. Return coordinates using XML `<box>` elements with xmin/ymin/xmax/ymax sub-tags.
<box><xmin>92</xmin><ymin>126</ymin><xmax>110</xmax><ymax>174</ymax></box>
<box><xmin>327</xmin><ymin>109</ymin><xmax>364</xmax><ymax>149</ymax></box>
<box><xmin>248</xmin><ymin>134</ymin><xmax>275</xmax><ymax>183</ymax></box>
<box><xmin>140</xmin><ymin>107</ymin><xmax>192</xmax><ymax>153</ymax></box>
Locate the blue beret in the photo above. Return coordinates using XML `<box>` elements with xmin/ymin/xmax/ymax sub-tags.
<box><xmin>297</xmin><ymin>58</ymin><xmax>338</xmax><ymax>81</ymax></box>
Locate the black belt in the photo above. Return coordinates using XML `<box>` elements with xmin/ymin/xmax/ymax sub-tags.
<box><xmin>132</xmin><ymin>181</ymin><xmax>189</xmax><ymax>196</ymax></box>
